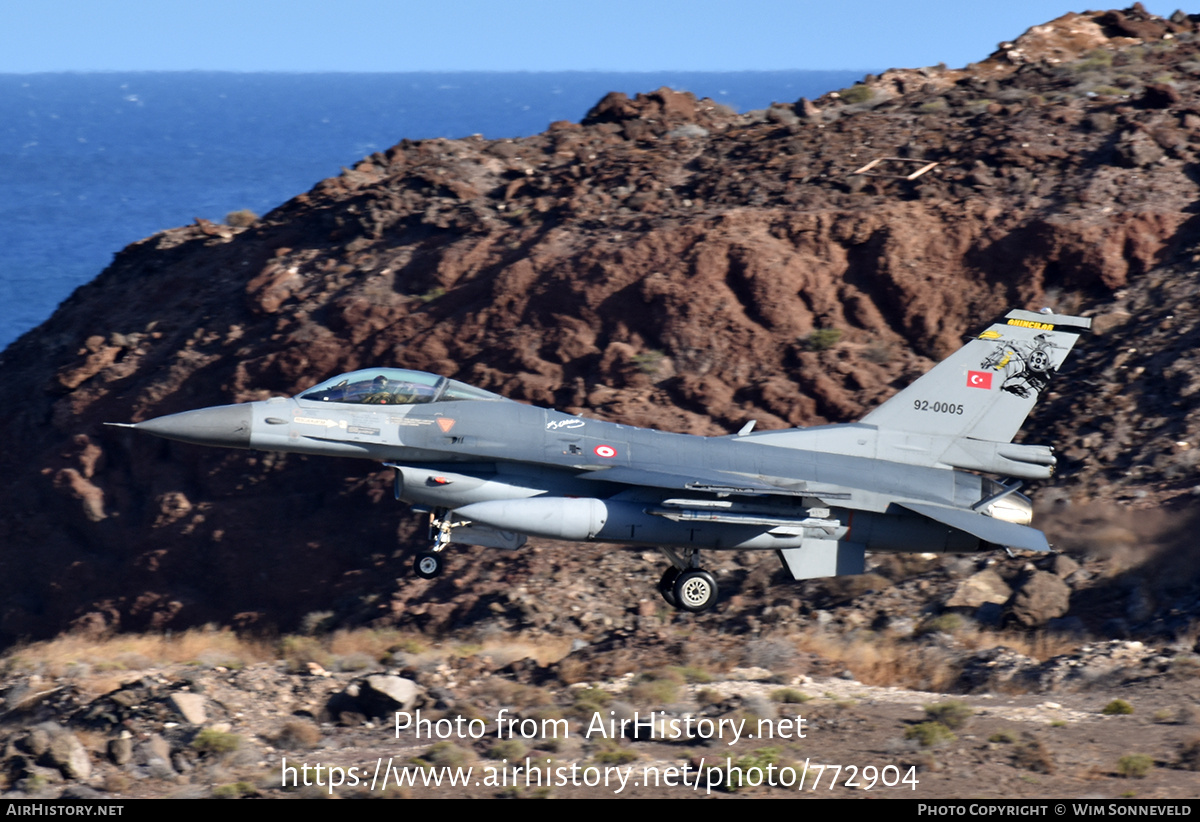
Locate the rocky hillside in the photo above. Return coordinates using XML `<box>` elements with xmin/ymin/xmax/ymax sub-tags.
<box><xmin>2</xmin><ymin>5</ymin><xmax>1200</xmax><ymax>643</ymax></box>
<box><xmin>2</xmin><ymin>632</ymin><xmax>1198</xmax><ymax>799</ymax></box>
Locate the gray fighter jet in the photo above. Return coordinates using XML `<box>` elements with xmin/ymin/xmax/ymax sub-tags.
<box><xmin>112</xmin><ymin>308</ymin><xmax>1090</xmax><ymax>613</ymax></box>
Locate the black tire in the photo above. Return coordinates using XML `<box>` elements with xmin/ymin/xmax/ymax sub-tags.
<box><xmin>658</xmin><ymin>567</ymin><xmax>681</xmax><ymax>607</ymax></box>
<box><xmin>673</xmin><ymin>569</ymin><xmax>718</xmax><ymax>613</ymax></box>
<box><xmin>413</xmin><ymin>551</ymin><xmax>443</xmax><ymax>579</ymax></box>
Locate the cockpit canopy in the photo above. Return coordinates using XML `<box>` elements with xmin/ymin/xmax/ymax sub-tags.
<box><xmin>298</xmin><ymin>368</ymin><xmax>507</xmax><ymax>406</ymax></box>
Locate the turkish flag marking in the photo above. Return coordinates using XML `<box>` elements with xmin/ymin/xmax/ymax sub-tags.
<box><xmin>967</xmin><ymin>371</ymin><xmax>993</xmax><ymax>389</ymax></box>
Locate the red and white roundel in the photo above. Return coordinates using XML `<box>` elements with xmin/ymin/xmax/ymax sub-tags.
<box><xmin>594</xmin><ymin>444</ymin><xmax>617</xmax><ymax>458</ymax></box>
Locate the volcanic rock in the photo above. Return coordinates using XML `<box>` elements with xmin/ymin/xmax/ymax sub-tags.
<box><xmin>1</xmin><ymin>6</ymin><xmax>1199</xmax><ymax>643</ymax></box>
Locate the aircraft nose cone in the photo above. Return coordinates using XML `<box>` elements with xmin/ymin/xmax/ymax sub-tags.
<box><xmin>132</xmin><ymin>404</ymin><xmax>253</xmax><ymax>449</ymax></box>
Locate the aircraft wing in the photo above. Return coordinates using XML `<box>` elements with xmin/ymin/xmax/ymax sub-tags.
<box><xmin>579</xmin><ymin>465</ymin><xmax>807</xmax><ymax>496</ymax></box>
<box><xmin>898</xmin><ymin>502</ymin><xmax>1050</xmax><ymax>552</ymax></box>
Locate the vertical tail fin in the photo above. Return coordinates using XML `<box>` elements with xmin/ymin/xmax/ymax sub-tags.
<box><xmin>860</xmin><ymin>309</ymin><xmax>1092</xmax><ymax>443</ymax></box>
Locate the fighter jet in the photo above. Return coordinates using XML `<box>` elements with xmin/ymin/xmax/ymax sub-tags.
<box><xmin>111</xmin><ymin>308</ymin><xmax>1090</xmax><ymax>613</ymax></box>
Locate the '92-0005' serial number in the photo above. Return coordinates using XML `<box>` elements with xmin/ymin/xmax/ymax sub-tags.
<box><xmin>913</xmin><ymin>400</ymin><xmax>964</xmax><ymax>414</ymax></box>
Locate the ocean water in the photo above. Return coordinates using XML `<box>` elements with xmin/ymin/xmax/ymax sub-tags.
<box><xmin>0</xmin><ymin>70</ymin><xmax>867</xmax><ymax>351</ymax></box>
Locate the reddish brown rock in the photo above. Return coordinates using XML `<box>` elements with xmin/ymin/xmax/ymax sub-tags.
<box><xmin>0</xmin><ymin>7</ymin><xmax>1199</xmax><ymax>643</ymax></box>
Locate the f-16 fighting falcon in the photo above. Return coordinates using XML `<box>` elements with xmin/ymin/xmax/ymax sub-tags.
<box><xmin>111</xmin><ymin>308</ymin><xmax>1091</xmax><ymax>613</ymax></box>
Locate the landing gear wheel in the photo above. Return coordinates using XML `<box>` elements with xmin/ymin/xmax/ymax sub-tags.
<box><xmin>413</xmin><ymin>552</ymin><xmax>443</xmax><ymax>579</ymax></box>
<box><xmin>658</xmin><ymin>567</ymin><xmax>681</xmax><ymax>607</ymax></box>
<box><xmin>673</xmin><ymin>569</ymin><xmax>718</xmax><ymax>613</ymax></box>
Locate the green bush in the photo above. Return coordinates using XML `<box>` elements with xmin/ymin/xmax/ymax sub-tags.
<box><xmin>668</xmin><ymin>665</ymin><xmax>713</xmax><ymax>684</ymax></box>
<box><xmin>593</xmin><ymin>741</ymin><xmax>638</xmax><ymax>765</ymax></box>
<box><xmin>488</xmin><ymin>738</ymin><xmax>527</xmax><ymax>761</ymax></box>
<box><xmin>1103</xmin><ymin>699</ymin><xmax>1134</xmax><ymax>716</ymax></box>
<box><xmin>771</xmin><ymin>688</ymin><xmax>811</xmax><ymax>704</ymax></box>
<box><xmin>631</xmin><ymin>350</ymin><xmax>665</xmax><ymax>375</ymax></box>
<box><xmin>905</xmin><ymin>722</ymin><xmax>955</xmax><ymax>747</ymax></box>
<box><xmin>839</xmin><ymin>84</ymin><xmax>873</xmax><ymax>104</ymax></box>
<box><xmin>1117</xmin><ymin>753</ymin><xmax>1153</xmax><ymax>778</ymax></box>
<box><xmin>806</xmin><ymin>328</ymin><xmax>842</xmax><ymax>351</ymax></box>
<box><xmin>571</xmin><ymin>687</ymin><xmax>613</xmax><ymax>716</ymax></box>
<box><xmin>925</xmin><ymin>700</ymin><xmax>973</xmax><ymax>731</ymax></box>
<box><xmin>918</xmin><ymin>613</ymin><xmax>964</xmax><ymax>635</ymax></box>
<box><xmin>629</xmin><ymin>677</ymin><xmax>679</xmax><ymax>705</ymax></box>
<box><xmin>192</xmin><ymin>729</ymin><xmax>241</xmax><ymax>756</ymax></box>
<box><xmin>213</xmin><ymin>781</ymin><xmax>256</xmax><ymax>799</ymax></box>
<box><xmin>1072</xmin><ymin>49</ymin><xmax>1114</xmax><ymax>71</ymax></box>
<box><xmin>278</xmin><ymin>635</ymin><xmax>331</xmax><ymax>673</ymax></box>
<box><xmin>422</xmin><ymin>740</ymin><xmax>473</xmax><ymax>768</ymax></box>
<box><xmin>629</xmin><ymin>669</ymin><xmax>682</xmax><ymax>705</ymax></box>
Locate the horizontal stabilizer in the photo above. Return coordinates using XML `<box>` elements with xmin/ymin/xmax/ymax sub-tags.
<box><xmin>899</xmin><ymin>502</ymin><xmax>1049</xmax><ymax>552</ymax></box>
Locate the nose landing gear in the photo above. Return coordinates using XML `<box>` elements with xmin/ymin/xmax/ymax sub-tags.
<box><xmin>412</xmin><ymin>507</ymin><xmax>451</xmax><ymax>579</ymax></box>
<box><xmin>413</xmin><ymin>551</ymin><xmax>443</xmax><ymax>579</ymax></box>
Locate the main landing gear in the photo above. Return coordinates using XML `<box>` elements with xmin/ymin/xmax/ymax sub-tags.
<box><xmin>413</xmin><ymin>551</ymin><xmax>443</xmax><ymax>579</ymax></box>
<box><xmin>656</xmin><ymin>548</ymin><xmax>719</xmax><ymax>613</ymax></box>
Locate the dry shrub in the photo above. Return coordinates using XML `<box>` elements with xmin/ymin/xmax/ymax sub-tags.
<box><xmin>470</xmin><ymin>679</ymin><xmax>553</xmax><ymax>709</ymax></box>
<box><xmin>327</xmin><ymin>628</ymin><xmax>426</xmax><ymax>660</ymax></box>
<box><xmin>103</xmin><ymin>773</ymin><xmax>130</xmax><ymax>794</ymax></box>
<box><xmin>279</xmin><ymin>636</ymin><xmax>332</xmax><ymax>673</ymax></box>
<box><xmin>792</xmin><ymin>623</ymin><xmax>1082</xmax><ymax>692</ymax></box>
<box><xmin>952</xmin><ymin>628</ymin><xmax>1083</xmax><ymax>662</ymax></box>
<box><xmin>1</xmin><ymin>626</ymin><xmax>271</xmax><ymax>678</ymax></box>
<box><xmin>793</xmin><ymin>629</ymin><xmax>959</xmax><ymax>691</ymax></box>
<box><xmin>554</xmin><ymin>655</ymin><xmax>591</xmax><ymax>685</ymax></box>
<box><xmin>225</xmin><ymin>209</ymin><xmax>259</xmax><ymax>228</ymax></box>
<box><xmin>271</xmin><ymin>720</ymin><xmax>322</xmax><ymax>751</ymax></box>
<box><xmin>743</xmin><ymin>637</ymin><xmax>799</xmax><ymax>673</ymax></box>
<box><xmin>1179</xmin><ymin>736</ymin><xmax>1200</xmax><ymax>771</ymax></box>
<box><xmin>1177</xmin><ymin>704</ymin><xmax>1200</xmax><ymax>726</ymax></box>
<box><xmin>1014</xmin><ymin>737</ymin><xmax>1056</xmax><ymax>774</ymax></box>
<box><xmin>627</xmin><ymin>672</ymin><xmax>680</xmax><ymax>706</ymax></box>
<box><xmin>1169</xmin><ymin>656</ymin><xmax>1200</xmax><ymax>680</ymax></box>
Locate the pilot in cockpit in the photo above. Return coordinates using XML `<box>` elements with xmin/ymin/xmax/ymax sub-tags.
<box><xmin>361</xmin><ymin>375</ymin><xmax>396</xmax><ymax>404</ymax></box>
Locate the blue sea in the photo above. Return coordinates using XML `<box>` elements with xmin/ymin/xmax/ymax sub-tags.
<box><xmin>0</xmin><ymin>71</ymin><xmax>868</xmax><ymax>351</ymax></box>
